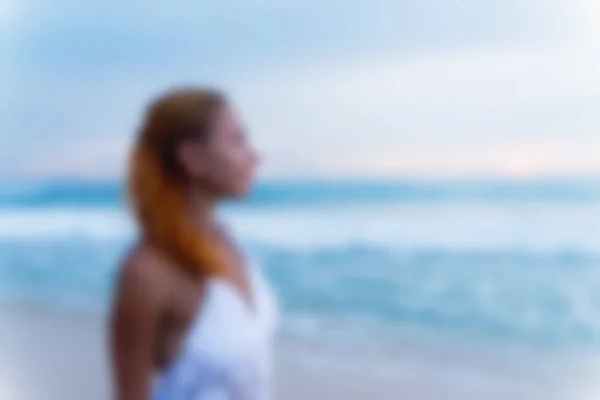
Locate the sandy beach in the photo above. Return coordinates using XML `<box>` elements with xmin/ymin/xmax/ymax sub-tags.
<box><xmin>2</xmin><ymin>305</ymin><xmax>600</xmax><ymax>400</ymax></box>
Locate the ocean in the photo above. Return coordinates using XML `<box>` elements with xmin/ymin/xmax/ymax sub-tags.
<box><xmin>1</xmin><ymin>178</ymin><xmax>600</xmax><ymax>354</ymax></box>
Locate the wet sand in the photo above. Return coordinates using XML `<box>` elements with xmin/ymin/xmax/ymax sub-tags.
<box><xmin>1</xmin><ymin>305</ymin><xmax>599</xmax><ymax>400</ymax></box>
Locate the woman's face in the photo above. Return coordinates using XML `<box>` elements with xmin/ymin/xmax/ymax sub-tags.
<box><xmin>179</xmin><ymin>103</ymin><xmax>259</xmax><ymax>198</ymax></box>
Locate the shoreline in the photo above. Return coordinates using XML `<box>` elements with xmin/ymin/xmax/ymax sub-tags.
<box><xmin>1</xmin><ymin>305</ymin><xmax>599</xmax><ymax>399</ymax></box>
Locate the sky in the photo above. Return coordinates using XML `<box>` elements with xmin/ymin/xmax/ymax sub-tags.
<box><xmin>0</xmin><ymin>0</ymin><xmax>599</xmax><ymax>179</ymax></box>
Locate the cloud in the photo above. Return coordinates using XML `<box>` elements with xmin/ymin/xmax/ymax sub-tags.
<box><xmin>243</xmin><ymin>43</ymin><xmax>599</xmax><ymax>115</ymax></box>
<box><xmin>13</xmin><ymin>137</ymin><xmax>131</xmax><ymax>179</ymax></box>
<box><xmin>10</xmin><ymin>0</ymin><xmax>553</xmax><ymax>76</ymax></box>
<box><xmin>567</xmin><ymin>0</ymin><xmax>600</xmax><ymax>38</ymax></box>
<box><xmin>0</xmin><ymin>0</ymin><xmax>20</xmax><ymax>30</ymax></box>
<box><xmin>231</xmin><ymin>39</ymin><xmax>600</xmax><ymax>177</ymax></box>
<box><xmin>2</xmin><ymin>0</ymin><xmax>599</xmax><ymax>178</ymax></box>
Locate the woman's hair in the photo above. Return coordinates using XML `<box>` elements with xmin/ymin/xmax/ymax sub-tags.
<box><xmin>128</xmin><ymin>87</ymin><xmax>226</xmax><ymax>276</ymax></box>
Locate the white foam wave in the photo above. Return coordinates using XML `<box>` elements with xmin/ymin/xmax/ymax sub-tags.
<box><xmin>0</xmin><ymin>204</ymin><xmax>598</xmax><ymax>252</ymax></box>
<box><xmin>225</xmin><ymin>203</ymin><xmax>600</xmax><ymax>252</ymax></box>
<box><xmin>0</xmin><ymin>208</ymin><xmax>133</xmax><ymax>239</ymax></box>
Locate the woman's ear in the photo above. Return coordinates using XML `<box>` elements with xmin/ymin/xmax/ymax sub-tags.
<box><xmin>176</xmin><ymin>141</ymin><xmax>209</xmax><ymax>178</ymax></box>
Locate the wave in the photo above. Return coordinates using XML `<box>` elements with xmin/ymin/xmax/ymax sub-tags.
<box><xmin>226</xmin><ymin>203</ymin><xmax>600</xmax><ymax>252</ymax></box>
<box><xmin>1</xmin><ymin>203</ymin><xmax>599</xmax><ymax>252</ymax></box>
<box><xmin>265</xmin><ymin>245</ymin><xmax>600</xmax><ymax>348</ymax></box>
<box><xmin>2</xmin><ymin>180</ymin><xmax>600</xmax><ymax>349</ymax></box>
<box><xmin>0</xmin><ymin>208</ymin><xmax>132</xmax><ymax>239</ymax></box>
<box><xmin>2</xmin><ymin>237</ymin><xmax>600</xmax><ymax>347</ymax></box>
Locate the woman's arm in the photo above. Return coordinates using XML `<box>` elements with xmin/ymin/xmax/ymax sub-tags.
<box><xmin>110</xmin><ymin>249</ymin><xmax>170</xmax><ymax>400</ymax></box>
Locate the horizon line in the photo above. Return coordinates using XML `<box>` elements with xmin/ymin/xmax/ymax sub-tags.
<box><xmin>0</xmin><ymin>172</ymin><xmax>598</xmax><ymax>185</ymax></box>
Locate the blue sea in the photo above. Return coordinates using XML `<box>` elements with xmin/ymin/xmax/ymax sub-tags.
<box><xmin>1</xmin><ymin>178</ymin><xmax>600</xmax><ymax>352</ymax></box>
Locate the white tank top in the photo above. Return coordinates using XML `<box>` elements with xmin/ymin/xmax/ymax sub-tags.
<box><xmin>153</xmin><ymin>259</ymin><xmax>278</xmax><ymax>400</ymax></box>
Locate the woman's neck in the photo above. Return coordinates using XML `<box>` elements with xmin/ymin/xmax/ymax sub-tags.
<box><xmin>187</xmin><ymin>187</ymin><xmax>218</xmax><ymax>236</ymax></box>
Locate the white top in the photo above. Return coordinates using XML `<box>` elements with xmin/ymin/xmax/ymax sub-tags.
<box><xmin>153</xmin><ymin>259</ymin><xmax>278</xmax><ymax>400</ymax></box>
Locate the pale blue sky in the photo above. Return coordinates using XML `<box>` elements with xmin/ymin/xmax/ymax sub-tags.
<box><xmin>1</xmin><ymin>0</ymin><xmax>599</xmax><ymax>179</ymax></box>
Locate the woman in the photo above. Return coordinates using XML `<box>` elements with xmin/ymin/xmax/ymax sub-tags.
<box><xmin>110</xmin><ymin>87</ymin><xmax>278</xmax><ymax>400</ymax></box>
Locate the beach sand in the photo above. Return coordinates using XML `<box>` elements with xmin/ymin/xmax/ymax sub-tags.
<box><xmin>1</xmin><ymin>306</ymin><xmax>599</xmax><ymax>400</ymax></box>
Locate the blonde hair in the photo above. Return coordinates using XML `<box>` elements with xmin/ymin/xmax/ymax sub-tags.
<box><xmin>127</xmin><ymin>88</ymin><xmax>226</xmax><ymax>276</ymax></box>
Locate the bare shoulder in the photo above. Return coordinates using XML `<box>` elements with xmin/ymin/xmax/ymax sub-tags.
<box><xmin>113</xmin><ymin>243</ymin><xmax>175</xmax><ymax>309</ymax></box>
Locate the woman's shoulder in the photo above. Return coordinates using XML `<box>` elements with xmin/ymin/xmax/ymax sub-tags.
<box><xmin>114</xmin><ymin>242</ymin><xmax>177</xmax><ymax>307</ymax></box>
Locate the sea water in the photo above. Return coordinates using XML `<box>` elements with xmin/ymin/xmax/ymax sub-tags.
<box><xmin>2</xmin><ymin>178</ymin><xmax>600</xmax><ymax>395</ymax></box>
